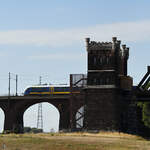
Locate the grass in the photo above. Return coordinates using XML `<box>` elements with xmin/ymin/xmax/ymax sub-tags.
<box><xmin>0</xmin><ymin>132</ymin><xmax>149</xmax><ymax>150</ymax></box>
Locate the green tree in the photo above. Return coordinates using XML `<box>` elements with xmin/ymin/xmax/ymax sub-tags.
<box><xmin>24</xmin><ymin>127</ymin><xmax>32</xmax><ymax>133</ymax></box>
<box><xmin>24</xmin><ymin>127</ymin><xmax>43</xmax><ymax>133</ymax></box>
<box><xmin>142</xmin><ymin>102</ymin><xmax>150</xmax><ymax>128</ymax></box>
<box><xmin>31</xmin><ymin>128</ymin><xmax>43</xmax><ymax>133</ymax></box>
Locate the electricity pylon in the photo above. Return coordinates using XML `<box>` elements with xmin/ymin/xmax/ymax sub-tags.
<box><xmin>37</xmin><ymin>76</ymin><xmax>43</xmax><ymax>130</ymax></box>
<box><xmin>37</xmin><ymin>103</ymin><xmax>43</xmax><ymax>130</ymax></box>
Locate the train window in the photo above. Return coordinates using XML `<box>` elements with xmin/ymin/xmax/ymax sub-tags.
<box><xmin>31</xmin><ymin>88</ymin><xmax>37</xmax><ymax>92</ymax></box>
<box><xmin>30</xmin><ymin>87</ymin><xmax>48</xmax><ymax>92</ymax></box>
<box><xmin>62</xmin><ymin>87</ymin><xmax>68</xmax><ymax>92</ymax></box>
<box><xmin>27</xmin><ymin>88</ymin><xmax>32</xmax><ymax>92</ymax></box>
<box><xmin>54</xmin><ymin>87</ymin><xmax>69</xmax><ymax>92</ymax></box>
<box><xmin>54</xmin><ymin>87</ymin><xmax>58</xmax><ymax>92</ymax></box>
<box><xmin>61</xmin><ymin>87</ymin><xmax>65</xmax><ymax>92</ymax></box>
<box><xmin>64</xmin><ymin>87</ymin><xmax>70</xmax><ymax>92</ymax></box>
<box><xmin>60</xmin><ymin>87</ymin><xmax>64</xmax><ymax>91</ymax></box>
<box><xmin>37</xmin><ymin>88</ymin><xmax>41</xmax><ymax>92</ymax></box>
<box><xmin>42</xmin><ymin>87</ymin><xmax>49</xmax><ymax>91</ymax></box>
<box><xmin>54</xmin><ymin>87</ymin><xmax>62</xmax><ymax>92</ymax></box>
<box><xmin>37</xmin><ymin>88</ymin><xmax>43</xmax><ymax>92</ymax></box>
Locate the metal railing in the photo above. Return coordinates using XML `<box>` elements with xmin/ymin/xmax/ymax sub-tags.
<box><xmin>70</xmin><ymin>74</ymin><xmax>87</xmax><ymax>88</ymax></box>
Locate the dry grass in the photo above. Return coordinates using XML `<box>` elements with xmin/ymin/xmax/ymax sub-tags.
<box><xmin>0</xmin><ymin>132</ymin><xmax>149</xmax><ymax>150</ymax></box>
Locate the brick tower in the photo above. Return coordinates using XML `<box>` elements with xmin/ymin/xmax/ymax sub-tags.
<box><xmin>84</xmin><ymin>37</ymin><xmax>132</xmax><ymax>131</ymax></box>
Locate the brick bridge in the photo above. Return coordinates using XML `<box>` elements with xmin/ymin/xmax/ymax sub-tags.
<box><xmin>0</xmin><ymin>95</ymin><xmax>71</xmax><ymax>133</ymax></box>
<box><xmin>0</xmin><ymin>37</ymin><xmax>149</xmax><ymax>133</ymax></box>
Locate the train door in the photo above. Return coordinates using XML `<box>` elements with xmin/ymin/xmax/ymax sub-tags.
<box><xmin>51</xmin><ymin>87</ymin><xmax>54</xmax><ymax>94</ymax></box>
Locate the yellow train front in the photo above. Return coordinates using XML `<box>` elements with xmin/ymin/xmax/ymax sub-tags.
<box><xmin>24</xmin><ymin>86</ymin><xmax>70</xmax><ymax>96</ymax></box>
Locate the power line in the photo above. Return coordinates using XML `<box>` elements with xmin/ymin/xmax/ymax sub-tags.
<box><xmin>8</xmin><ymin>72</ymin><xmax>10</xmax><ymax>97</ymax></box>
<box><xmin>39</xmin><ymin>76</ymin><xmax>42</xmax><ymax>85</ymax></box>
<box><xmin>16</xmin><ymin>74</ymin><xmax>18</xmax><ymax>96</ymax></box>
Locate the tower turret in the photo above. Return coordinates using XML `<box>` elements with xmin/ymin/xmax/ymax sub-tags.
<box><xmin>84</xmin><ymin>37</ymin><xmax>133</xmax><ymax>131</ymax></box>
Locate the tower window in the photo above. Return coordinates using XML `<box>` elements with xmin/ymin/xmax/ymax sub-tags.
<box><xmin>106</xmin><ymin>76</ymin><xmax>110</xmax><ymax>84</ymax></box>
<box><xmin>99</xmin><ymin>78</ymin><xmax>103</xmax><ymax>85</ymax></box>
<box><xmin>99</xmin><ymin>57</ymin><xmax>103</xmax><ymax>64</ymax></box>
<box><xmin>94</xmin><ymin>78</ymin><xmax>97</xmax><ymax>84</ymax></box>
<box><xmin>106</xmin><ymin>57</ymin><xmax>109</xmax><ymax>64</ymax></box>
<box><xmin>93</xmin><ymin>57</ymin><xmax>97</xmax><ymax>65</ymax></box>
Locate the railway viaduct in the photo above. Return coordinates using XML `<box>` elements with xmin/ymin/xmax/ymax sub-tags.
<box><xmin>0</xmin><ymin>37</ymin><xmax>149</xmax><ymax>133</ymax></box>
<box><xmin>0</xmin><ymin>95</ymin><xmax>70</xmax><ymax>133</ymax></box>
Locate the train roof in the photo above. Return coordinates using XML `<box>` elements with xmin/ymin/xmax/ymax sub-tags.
<box><xmin>25</xmin><ymin>84</ymin><xmax>70</xmax><ymax>89</ymax></box>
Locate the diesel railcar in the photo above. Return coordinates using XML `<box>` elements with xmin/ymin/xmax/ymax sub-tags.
<box><xmin>24</xmin><ymin>86</ymin><xmax>70</xmax><ymax>96</ymax></box>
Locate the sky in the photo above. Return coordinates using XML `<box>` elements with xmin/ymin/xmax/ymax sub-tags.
<box><xmin>0</xmin><ymin>0</ymin><xmax>150</xmax><ymax>132</ymax></box>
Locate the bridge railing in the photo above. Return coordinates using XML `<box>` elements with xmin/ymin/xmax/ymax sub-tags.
<box><xmin>69</xmin><ymin>74</ymin><xmax>87</xmax><ymax>130</ymax></box>
<box><xmin>137</xmin><ymin>66</ymin><xmax>150</xmax><ymax>91</ymax></box>
<box><xmin>70</xmin><ymin>74</ymin><xmax>87</xmax><ymax>87</ymax></box>
<box><xmin>70</xmin><ymin>74</ymin><xmax>87</xmax><ymax>92</ymax></box>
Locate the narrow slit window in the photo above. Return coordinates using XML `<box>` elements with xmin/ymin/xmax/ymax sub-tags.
<box><xmin>106</xmin><ymin>77</ymin><xmax>110</xmax><ymax>84</ymax></box>
<box><xmin>94</xmin><ymin>78</ymin><xmax>97</xmax><ymax>84</ymax></box>
<box><xmin>100</xmin><ymin>57</ymin><xmax>102</xmax><ymax>64</ymax></box>
<box><xmin>106</xmin><ymin>57</ymin><xmax>109</xmax><ymax>64</ymax></box>
<box><xmin>94</xmin><ymin>57</ymin><xmax>97</xmax><ymax>65</ymax></box>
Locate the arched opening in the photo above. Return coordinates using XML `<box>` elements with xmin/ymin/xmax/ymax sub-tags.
<box><xmin>23</xmin><ymin>102</ymin><xmax>60</xmax><ymax>133</ymax></box>
<box><xmin>0</xmin><ymin>108</ymin><xmax>5</xmax><ymax>133</ymax></box>
<box><xmin>76</xmin><ymin>106</ymin><xmax>85</xmax><ymax>129</ymax></box>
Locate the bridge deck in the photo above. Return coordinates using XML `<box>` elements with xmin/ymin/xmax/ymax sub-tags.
<box><xmin>0</xmin><ymin>95</ymin><xmax>70</xmax><ymax>101</ymax></box>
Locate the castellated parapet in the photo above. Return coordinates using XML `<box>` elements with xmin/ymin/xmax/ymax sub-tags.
<box><xmin>85</xmin><ymin>37</ymin><xmax>129</xmax><ymax>64</ymax></box>
<box><xmin>85</xmin><ymin>37</ymin><xmax>132</xmax><ymax>89</ymax></box>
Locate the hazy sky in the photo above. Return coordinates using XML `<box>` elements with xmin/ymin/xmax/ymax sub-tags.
<box><xmin>0</xmin><ymin>0</ymin><xmax>150</xmax><ymax>132</ymax></box>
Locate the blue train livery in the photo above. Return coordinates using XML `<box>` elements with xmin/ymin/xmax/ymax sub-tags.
<box><xmin>24</xmin><ymin>86</ymin><xmax>70</xmax><ymax>96</ymax></box>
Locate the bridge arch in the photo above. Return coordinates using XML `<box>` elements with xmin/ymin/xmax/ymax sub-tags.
<box><xmin>23</xmin><ymin>102</ymin><xmax>60</xmax><ymax>132</ymax></box>
<box><xmin>5</xmin><ymin>97</ymin><xmax>70</xmax><ymax>133</ymax></box>
<box><xmin>0</xmin><ymin>107</ymin><xmax>5</xmax><ymax>133</ymax></box>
